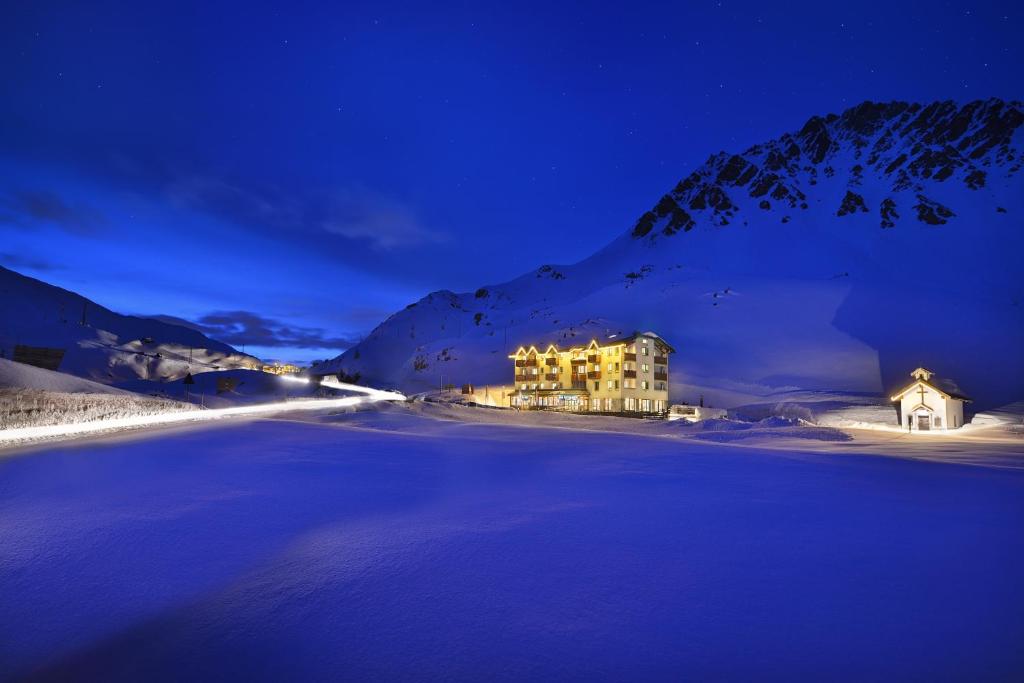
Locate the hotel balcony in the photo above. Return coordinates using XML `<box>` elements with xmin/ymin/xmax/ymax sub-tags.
<box><xmin>544</xmin><ymin>373</ymin><xmax>558</xmax><ymax>381</ymax></box>
<box><xmin>623</xmin><ymin>370</ymin><xmax>637</xmax><ymax>379</ymax></box>
<box><xmin>624</xmin><ymin>352</ymin><xmax>637</xmax><ymax>362</ymax></box>
<box><xmin>570</xmin><ymin>358</ymin><xmax>587</xmax><ymax>366</ymax></box>
<box><xmin>515</xmin><ymin>374</ymin><xmax>530</xmax><ymax>382</ymax></box>
<box><xmin>654</xmin><ymin>355</ymin><xmax>667</xmax><ymax>364</ymax></box>
<box><xmin>545</xmin><ymin>357</ymin><xmax>558</xmax><ymax>366</ymax></box>
<box><xmin>654</xmin><ymin>372</ymin><xmax>668</xmax><ymax>381</ymax></box>
<box><xmin>515</xmin><ymin>358</ymin><xmax>537</xmax><ymax>367</ymax></box>
<box><xmin>571</xmin><ymin>381</ymin><xmax>587</xmax><ymax>390</ymax></box>
<box><xmin>587</xmin><ymin>371</ymin><xmax>601</xmax><ymax>380</ymax></box>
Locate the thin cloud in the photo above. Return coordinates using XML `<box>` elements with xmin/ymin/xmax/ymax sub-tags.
<box><xmin>0</xmin><ymin>252</ymin><xmax>65</xmax><ymax>272</ymax></box>
<box><xmin>0</xmin><ymin>190</ymin><xmax>105</xmax><ymax>234</ymax></box>
<box><xmin>321</xmin><ymin>188</ymin><xmax>449</xmax><ymax>250</ymax></box>
<box><xmin>164</xmin><ymin>176</ymin><xmax>304</xmax><ymax>233</ymax></box>
<box><xmin>153</xmin><ymin>311</ymin><xmax>359</xmax><ymax>351</ymax></box>
<box><xmin>165</xmin><ymin>175</ymin><xmax>446</xmax><ymax>251</ymax></box>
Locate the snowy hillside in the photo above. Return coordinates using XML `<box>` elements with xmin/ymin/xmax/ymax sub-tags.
<box><xmin>0</xmin><ymin>358</ymin><xmax>194</xmax><ymax>430</ymax></box>
<box><xmin>315</xmin><ymin>99</ymin><xmax>1024</xmax><ymax>410</ymax></box>
<box><xmin>0</xmin><ymin>357</ymin><xmax>129</xmax><ymax>395</ymax></box>
<box><xmin>0</xmin><ymin>266</ymin><xmax>259</xmax><ymax>384</ymax></box>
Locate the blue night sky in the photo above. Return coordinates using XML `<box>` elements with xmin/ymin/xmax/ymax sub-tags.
<box><xmin>2</xmin><ymin>1</ymin><xmax>1020</xmax><ymax>362</ymax></box>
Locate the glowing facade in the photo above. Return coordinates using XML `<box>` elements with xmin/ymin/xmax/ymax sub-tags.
<box><xmin>890</xmin><ymin>367</ymin><xmax>970</xmax><ymax>431</ymax></box>
<box><xmin>508</xmin><ymin>331</ymin><xmax>673</xmax><ymax>413</ymax></box>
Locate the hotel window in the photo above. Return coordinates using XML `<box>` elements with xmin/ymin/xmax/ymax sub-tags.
<box><xmin>934</xmin><ymin>417</ymin><xmax>943</xmax><ymax>427</ymax></box>
<box><xmin>614</xmin><ymin>380</ymin><xmax>619</xmax><ymax>389</ymax></box>
<box><xmin>641</xmin><ymin>380</ymin><xmax>649</xmax><ymax>390</ymax></box>
<box><xmin>521</xmin><ymin>384</ymin><xmax>526</xmax><ymax>390</ymax></box>
<box><xmin>607</xmin><ymin>380</ymin><xmax>614</xmax><ymax>390</ymax></box>
<box><xmin>607</xmin><ymin>363</ymin><xmax>613</xmax><ymax>373</ymax></box>
<box><xmin>594</xmin><ymin>381</ymin><xmax>599</xmax><ymax>391</ymax></box>
<box><xmin>642</xmin><ymin>363</ymin><xmax>649</xmax><ymax>373</ymax></box>
<box><xmin>615</xmin><ymin>362</ymin><xmax>620</xmax><ymax>371</ymax></box>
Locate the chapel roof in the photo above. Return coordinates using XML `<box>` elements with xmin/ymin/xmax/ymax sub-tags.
<box><xmin>890</xmin><ymin>369</ymin><xmax>971</xmax><ymax>402</ymax></box>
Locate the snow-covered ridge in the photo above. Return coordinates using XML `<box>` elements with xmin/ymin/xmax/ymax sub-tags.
<box><xmin>0</xmin><ymin>266</ymin><xmax>260</xmax><ymax>384</ymax></box>
<box><xmin>629</xmin><ymin>99</ymin><xmax>1021</xmax><ymax>238</ymax></box>
<box><xmin>314</xmin><ymin>99</ymin><xmax>1024</xmax><ymax>410</ymax></box>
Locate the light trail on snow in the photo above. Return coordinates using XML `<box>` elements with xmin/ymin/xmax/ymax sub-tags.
<box><xmin>0</xmin><ymin>379</ymin><xmax>406</xmax><ymax>445</ymax></box>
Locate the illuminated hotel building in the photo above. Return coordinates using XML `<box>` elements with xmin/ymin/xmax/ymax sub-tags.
<box><xmin>508</xmin><ymin>331</ymin><xmax>674</xmax><ymax>413</ymax></box>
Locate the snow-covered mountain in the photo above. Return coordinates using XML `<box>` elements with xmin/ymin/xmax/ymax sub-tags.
<box><xmin>0</xmin><ymin>265</ymin><xmax>259</xmax><ymax>383</ymax></box>
<box><xmin>315</xmin><ymin>99</ymin><xmax>1024</xmax><ymax>409</ymax></box>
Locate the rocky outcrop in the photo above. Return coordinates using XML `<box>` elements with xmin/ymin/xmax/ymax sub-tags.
<box><xmin>837</xmin><ymin>191</ymin><xmax>869</xmax><ymax>217</ymax></box>
<box><xmin>880</xmin><ymin>198</ymin><xmax>899</xmax><ymax>228</ymax></box>
<box><xmin>913</xmin><ymin>195</ymin><xmax>955</xmax><ymax>225</ymax></box>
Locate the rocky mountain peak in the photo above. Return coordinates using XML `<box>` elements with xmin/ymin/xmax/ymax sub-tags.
<box><xmin>631</xmin><ymin>98</ymin><xmax>1022</xmax><ymax>239</ymax></box>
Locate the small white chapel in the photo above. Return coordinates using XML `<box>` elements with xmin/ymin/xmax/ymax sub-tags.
<box><xmin>890</xmin><ymin>367</ymin><xmax>971</xmax><ymax>431</ymax></box>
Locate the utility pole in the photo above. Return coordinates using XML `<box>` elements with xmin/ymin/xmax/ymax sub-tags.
<box><xmin>183</xmin><ymin>372</ymin><xmax>195</xmax><ymax>403</ymax></box>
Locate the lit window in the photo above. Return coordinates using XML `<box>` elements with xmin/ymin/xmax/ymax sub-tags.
<box><xmin>642</xmin><ymin>347</ymin><xmax>649</xmax><ymax>355</ymax></box>
<box><xmin>607</xmin><ymin>380</ymin><xmax>613</xmax><ymax>390</ymax></box>
<box><xmin>642</xmin><ymin>363</ymin><xmax>649</xmax><ymax>372</ymax></box>
<box><xmin>641</xmin><ymin>381</ymin><xmax>649</xmax><ymax>390</ymax></box>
